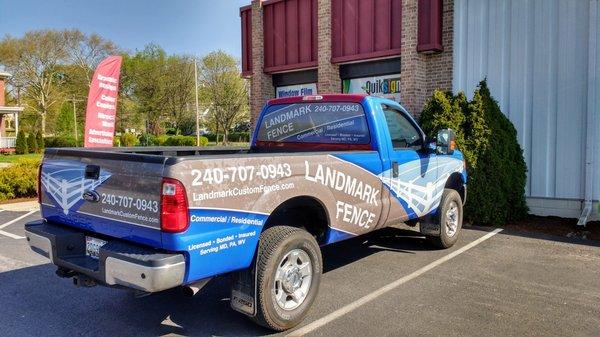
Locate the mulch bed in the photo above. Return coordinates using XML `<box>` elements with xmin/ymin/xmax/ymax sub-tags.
<box><xmin>502</xmin><ymin>215</ymin><xmax>600</xmax><ymax>242</ymax></box>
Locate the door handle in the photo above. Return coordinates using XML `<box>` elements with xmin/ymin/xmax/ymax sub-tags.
<box><xmin>392</xmin><ymin>162</ymin><xmax>399</xmax><ymax>178</ymax></box>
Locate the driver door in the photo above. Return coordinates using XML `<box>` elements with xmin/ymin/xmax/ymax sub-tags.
<box><xmin>380</xmin><ymin>104</ymin><xmax>438</xmax><ymax>222</ymax></box>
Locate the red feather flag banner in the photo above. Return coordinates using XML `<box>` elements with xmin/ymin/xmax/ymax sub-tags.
<box><xmin>84</xmin><ymin>55</ymin><xmax>122</xmax><ymax>147</ymax></box>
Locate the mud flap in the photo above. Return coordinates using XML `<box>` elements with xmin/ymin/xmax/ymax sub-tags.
<box><xmin>419</xmin><ymin>221</ymin><xmax>441</xmax><ymax>236</ymax></box>
<box><xmin>230</xmin><ymin>260</ymin><xmax>258</xmax><ymax>317</ymax></box>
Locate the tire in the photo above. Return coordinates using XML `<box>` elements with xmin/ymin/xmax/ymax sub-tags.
<box><xmin>426</xmin><ymin>188</ymin><xmax>463</xmax><ymax>249</ymax></box>
<box><xmin>251</xmin><ymin>226</ymin><xmax>322</xmax><ymax>331</ymax></box>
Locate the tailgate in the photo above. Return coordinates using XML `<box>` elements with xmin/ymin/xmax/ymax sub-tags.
<box><xmin>39</xmin><ymin>149</ymin><xmax>166</xmax><ymax>248</ymax></box>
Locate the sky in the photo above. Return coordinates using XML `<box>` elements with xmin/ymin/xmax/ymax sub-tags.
<box><xmin>0</xmin><ymin>0</ymin><xmax>250</xmax><ymax>58</ymax></box>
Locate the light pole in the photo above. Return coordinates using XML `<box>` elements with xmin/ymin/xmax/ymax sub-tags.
<box><xmin>194</xmin><ymin>58</ymin><xmax>201</xmax><ymax>147</ymax></box>
<box><xmin>66</xmin><ymin>97</ymin><xmax>84</xmax><ymax>145</ymax></box>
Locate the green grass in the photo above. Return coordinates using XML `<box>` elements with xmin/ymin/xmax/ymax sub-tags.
<box><xmin>0</xmin><ymin>153</ymin><xmax>42</xmax><ymax>163</ymax></box>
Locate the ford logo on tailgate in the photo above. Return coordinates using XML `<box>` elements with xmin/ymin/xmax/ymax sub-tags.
<box><xmin>82</xmin><ymin>190</ymin><xmax>100</xmax><ymax>203</ymax></box>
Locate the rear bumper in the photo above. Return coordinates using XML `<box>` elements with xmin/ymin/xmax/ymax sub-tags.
<box><xmin>24</xmin><ymin>220</ymin><xmax>185</xmax><ymax>293</ymax></box>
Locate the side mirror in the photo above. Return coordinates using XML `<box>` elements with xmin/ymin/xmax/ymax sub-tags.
<box><xmin>436</xmin><ymin>129</ymin><xmax>456</xmax><ymax>155</ymax></box>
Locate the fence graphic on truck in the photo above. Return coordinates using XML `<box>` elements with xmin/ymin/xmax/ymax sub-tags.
<box><xmin>41</xmin><ymin>161</ymin><xmax>112</xmax><ymax>215</ymax></box>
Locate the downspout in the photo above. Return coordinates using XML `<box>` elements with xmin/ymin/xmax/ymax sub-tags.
<box><xmin>577</xmin><ymin>1</ymin><xmax>598</xmax><ymax>227</ymax></box>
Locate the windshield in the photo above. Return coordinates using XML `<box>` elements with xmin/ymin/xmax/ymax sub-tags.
<box><xmin>256</xmin><ymin>102</ymin><xmax>370</xmax><ymax>144</ymax></box>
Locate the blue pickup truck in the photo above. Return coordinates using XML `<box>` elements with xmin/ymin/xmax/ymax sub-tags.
<box><xmin>26</xmin><ymin>94</ymin><xmax>466</xmax><ymax>331</ymax></box>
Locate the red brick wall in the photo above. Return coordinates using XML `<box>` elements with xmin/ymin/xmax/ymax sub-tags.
<box><xmin>317</xmin><ymin>0</ymin><xmax>341</xmax><ymax>93</ymax></box>
<box><xmin>246</xmin><ymin>0</ymin><xmax>454</xmax><ymax>124</ymax></box>
<box><xmin>250</xmin><ymin>0</ymin><xmax>274</xmax><ymax>128</ymax></box>
<box><xmin>424</xmin><ymin>0</ymin><xmax>453</xmax><ymax>97</ymax></box>
<box><xmin>401</xmin><ymin>0</ymin><xmax>453</xmax><ymax>117</ymax></box>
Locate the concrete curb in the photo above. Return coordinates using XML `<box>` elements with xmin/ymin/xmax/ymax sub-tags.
<box><xmin>0</xmin><ymin>200</ymin><xmax>39</xmax><ymax>212</ymax></box>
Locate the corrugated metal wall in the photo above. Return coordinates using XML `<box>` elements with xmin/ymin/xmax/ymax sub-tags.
<box><xmin>453</xmin><ymin>0</ymin><xmax>600</xmax><ymax>212</ymax></box>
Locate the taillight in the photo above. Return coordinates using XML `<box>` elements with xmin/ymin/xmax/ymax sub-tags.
<box><xmin>37</xmin><ymin>164</ymin><xmax>43</xmax><ymax>204</ymax></box>
<box><xmin>160</xmin><ymin>177</ymin><xmax>190</xmax><ymax>233</ymax></box>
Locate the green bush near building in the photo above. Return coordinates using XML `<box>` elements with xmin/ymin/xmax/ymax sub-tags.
<box><xmin>420</xmin><ymin>80</ymin><xmax>528</xmax><ymax>225</ymax></box>
<box><xmin>15</xmin><ymin>131</ymin><xmax>28</xmax><ymax>154</ymax></box>
<box><xmin>0</xmin><ymin>158</ymin><xmax>40</xmax><ymax>201</ymax></box>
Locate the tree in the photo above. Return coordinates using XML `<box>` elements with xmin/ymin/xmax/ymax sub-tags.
<box><xmin>164</xmin><ymin>55</ymin><xmax>196</xmax><ymax>134</ymax></box>
<box><xmin>55</xmin><ymin>103</ymin><xmax>75</xmax><ymax>137</ymax></box>
<box><xmin>63</xmin><ymin>30</ymin><xmax>119</xmax><ymax>87</ymax></box>
<box><xmin>0</xmin><ymin>30</ymin><xmax>69</xmax><ymax>134</ymax></box>
<box><xmin>27</xmin><ymin>133</ymin><xmax>39</xmax><ymax>153</ymax></box>
<box><xmin>0</xmin><ymin>29</ymin><xmax>118</xmax><ymax>136</ymax></box>
<box><xmin>15</xmin><ymin>131</ymin><xmax>28</xmax><ymax>154</ymax></box>
<box><xmin>122</xmin><ymin>45</ymin><xmax>170</xmax><ymax>135</ymax></box>
<box><xmin>198</xmin><ymin>51</ymin><xmax>249</xmax><ymax>144</ymax></box>
<box><xmin>36</xmin><ymin>131</ymin><xmax>44</xmax><ymax>150</ymax></box>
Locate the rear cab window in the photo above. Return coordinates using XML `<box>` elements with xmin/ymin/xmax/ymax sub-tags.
<box><xmin>256</xmin><ymin>102</ymin><xmax>370</xmax><ymax>147</ymax></box>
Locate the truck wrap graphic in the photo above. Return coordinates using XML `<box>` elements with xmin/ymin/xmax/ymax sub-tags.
<box><xmin>41</xmin><ymin>160</ymin><xmax>112</xmax><ymax>215</ymax></box>
<box><xmin>159</xmin><ymin>152</ymin><xmax>464</xmax><ymax>281</ymax></box>
<box><xmin>40</xmin><ymin>156</ymin><xmax>164</xmax><ymax>246</ymax></box>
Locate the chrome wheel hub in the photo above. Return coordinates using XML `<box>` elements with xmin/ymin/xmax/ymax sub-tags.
<box><xmin>273</xmin><ymin>249</ymin><xmax>312</xmax><ymax>311</ymax></box>
<box><xmin>445</xmin><ymin>201</ymin><xmax>459</xmax><ymax>237</ymax></box>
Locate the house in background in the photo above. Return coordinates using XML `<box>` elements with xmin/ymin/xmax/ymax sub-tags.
<box><xmin>0</xmin><ymin>72</ymin><xmax>24</xmax><ymax>153</ymax></box>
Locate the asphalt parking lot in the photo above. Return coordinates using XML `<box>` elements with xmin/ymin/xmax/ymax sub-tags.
<box><xmin>0</xmin><ymin>208</ymin><xmax>599</xmax><ymax>337</ymax></box>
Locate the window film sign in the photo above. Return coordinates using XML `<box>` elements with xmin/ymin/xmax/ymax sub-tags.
<box><xmin>84</xmin><ymin>56</ymin><xmax>122</xmax><ymax>147</ymax></box>
<box><xmin>257</xmin><ymin>102</ymin><xmax>370</xmax><ymax>144</ymax></box>
<box><xmin>275</xmin><ymin>83</ymin><xmax>317</xmax><ymax>98</ymax></box>
<box><xmin>342</xmin><ymin>74</ymin><xmax>401</xmax><ymax>102</ymax></box>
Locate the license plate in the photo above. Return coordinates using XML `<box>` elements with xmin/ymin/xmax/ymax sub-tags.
<box><xmin>86</xmin><ymin>236</ymin><xmax>107</xmax><ymax>259</ymax></box>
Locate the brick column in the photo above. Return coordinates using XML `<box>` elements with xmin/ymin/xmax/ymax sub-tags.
<box><xmin>424</xmin><ymin>0</ymin><xmax>454</xmax><ymax>98</ymax></box>
<box><xmin>250</xmin><ymin>0</ymin><xmax>274</xmax><ymax>129</ymax></box>
<box><xmin>400</xmin><ymin>0</ymin><xmax>427</xmax><ymax>117</ymax></box>
<box><xmin>317</xmin><ymin>0</ymin><xmax>341</xmax><ymax>94</ymax></box>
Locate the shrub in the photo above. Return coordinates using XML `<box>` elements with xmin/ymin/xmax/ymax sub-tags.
<box><xmin>199</xmin><ymin>136</ymin><xmax>209</xmax><ymax>146</ymax></box>
<box><xmin>36</xmin><ymin>131</ymin><xmax>44</xmax><ymax>150</ymax></box>
<box><xmin>27</xmin><ymin>133</ymin><xmax>39</xmax><ymax>153</ymax></box>
<box><xmin>44</xmin><ymin>136</ymin><xmax>78</xmax><ymax>148</ymax></box>
<box><xmin>164</xmin><ymin>135</ymin><xmax>196</xmax><ymax>146</ymax></box>
<box><xmin>0</xmin><ymin>158</ymin><xmax>40</xmax><ymax>201</ymax></box>
<box><xmin>15</xmin><ymin>130</ymin><xmax>28</xmax><ymax>154</ymax></box>
<box><xmin>156</xmin><ymin>135</ymin><xmax>170</xmax><ymax>146</ymax></box>
<box><xmin>120</xmin><ymin>132</ymin><xmax>138</xmax><ymax>147</ymax></box>
<box><xmin>204</xmin><ymin>133</ymin><xmax>217</xmax><ymax>142</ymax></box>
<box><xmin>420</xmin><ymin>80</ymin><xmax>528</xmax><ymax>225</ymax></box>
<box><xmin>228</xmin><ymin>132</ymin><xmax>251</xmax><ymax>143</ymax></box>
<box><xmin>138</xmin><ymin>133</ymin><xmax>159</xmax><ymax>146</ymax></box>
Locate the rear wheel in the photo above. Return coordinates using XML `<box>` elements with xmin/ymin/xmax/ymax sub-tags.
<box><xmin>252</xmin><ymin>226</ymin><xmax>322</xmax><ymax>331</ymax></box>
<box><xmin>426</xmin><ymin>188</ymin><xmax>463</xmax><ymax>249</ymax></box>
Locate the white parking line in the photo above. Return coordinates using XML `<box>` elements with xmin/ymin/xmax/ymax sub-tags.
<box><xmin>287</xmin><ymin>228</ymin><xmax>504</xmax><ymax>337</ymax></box>
<box><xmin>0</xmin><ymin>229</ymin><xmax>25</xmax><ymax>240</ymax></box>
<box><xmin>0</xmin><ymin>210</ymin><xmax>37</xmax><ymax>230</ymax></box>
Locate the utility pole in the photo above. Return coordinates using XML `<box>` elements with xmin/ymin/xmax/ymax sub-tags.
<box><xmin>194</xmin><ymin>58</ymin><xmax>201</xmax><ymax>147</ymax></box>
<box><xmin>66</xmin><ymin>97</ymin><xmax>84</xmax><ymax>145</ymax></box>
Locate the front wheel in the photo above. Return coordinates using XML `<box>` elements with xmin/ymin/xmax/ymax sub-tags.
<box><xmin>252</xmin><ymin>226</ymin><xmax>322</xmax><ymax>331</ymax></box>
<box><xmin>426</xmin><ymin>188</ymin><xmax>463</xmax><ymax>249</ymax></box>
